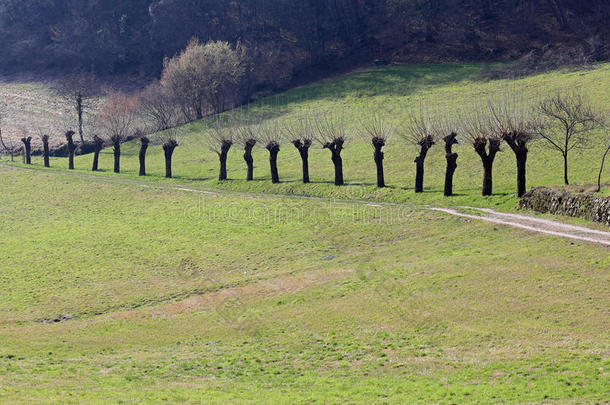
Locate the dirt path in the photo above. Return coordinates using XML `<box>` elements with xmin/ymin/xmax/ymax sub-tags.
<box><xmin>430</xmin><ymin>207</ymin><xmax>610</xmax><ymax>247</ymax></box>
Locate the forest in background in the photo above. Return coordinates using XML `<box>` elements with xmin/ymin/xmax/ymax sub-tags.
<box><xmin>0</xmin><ymin>0</ymin><xmax>608</xmax><ymax>95</ymax></box>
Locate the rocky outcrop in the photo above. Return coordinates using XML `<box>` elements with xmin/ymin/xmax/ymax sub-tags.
<box><xmin>519</xmin><ymin>187</ymin><xmax>610</xmax><ymax>226</ymax></box>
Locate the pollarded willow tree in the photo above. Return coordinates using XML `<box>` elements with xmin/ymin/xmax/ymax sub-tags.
<box><xmin>399</xmin><ymin>103</ymin><xmax>436</xmax><ymax>193</ymax></box>
<box><xmin>206</xmin><ymin>119</ymin><xmax>235</xmax><ymax>181</ymax></box>
<box><xmin>285</xmin><ymin>115</ymin><xmax>313</xmax><ymax>184</ymax></box>
<box><xmin>362</xmin><ymin>112</ymin><xmax>393</xmax><ymax>188</ymax></box>
<box><xmin>91</xmin><ymin>134</ymin><xmax>104</xmax><ymax>172</ymax></box>
<box><xmin>463</xmin><ymin>108</ymin><xmax>503</xmax><ymax>196</ymax></box>
<box><xmin>236</xmin><ymin>124</ymin><xmax>258</xmax><ymax>181</ymax></box>
<box><xmin>315</xmin><ymin>111</ymin><xmax>349</xmax><ymax>186</ymax></box>
<box><xmin>259</xmin><ymin>120</ymin><xmax>283</xmax><ymax>184</ymax></box>
<box><xmin>428</xmin><ymin>113</ymin><xmax>459</xmax><ymax>197</ymax></box>
<box><xmin>20</xmin><ymin>133</ymin><xmax>32</xmax><ymax>164</ymax></box>
<box><xmin>65</xmin><ymin>130</ymin><xmax>76</xmax><ymax>170</ymax></box>
<box><xmin>488</xmin><ymin>94</ymin><xmax>539</xmax><ymax>197</ymax></box>
<box><xmin>40</xmin><ymin>133</ymin><xmax>50</xmax><ymax>168</ymax></box>
<box><xmin>138</xmin><ymin>137</ymin><xmax>150</xmax><ymax>176</ymax></box>
<box><xmin>34</xmin><ymin>127</ymin><xmax>51</xmax><ymax>168</ymax></box>
<box><xmin>162</xmin><ymin>128</ymin><xmax>180</xmax><ymax>179</ymax></box>
<box><xmin>97</xmin><ymin>92</ymin><xmax>139</xmax><ymax>174</ymax></box>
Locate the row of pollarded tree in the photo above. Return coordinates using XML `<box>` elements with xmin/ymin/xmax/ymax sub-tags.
<box><xmin>5</xmin><ymin>90</ymin><xmax>609</xmax><ymax>196</ymax></box>
<box><xmin>199</xmin><ymin>91</ymin><xmax>608</xmax><ymax>197</ymax></box>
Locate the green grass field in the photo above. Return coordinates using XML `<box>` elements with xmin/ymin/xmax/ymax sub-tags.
<box><xmin>1</xmin><ymin>64</ymin><xmax>609</xmax><ymax>403</ymax></box>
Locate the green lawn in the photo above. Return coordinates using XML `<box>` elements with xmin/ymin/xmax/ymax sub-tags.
<box><xmin>0</xmin><ymin>166</ymin><xmax>608</xmax><ymax>403</ymax></box>
<box><xmin>1</xmin><ymin>64</ymin><xmax>609</xmax><ymax>403</ymax></box>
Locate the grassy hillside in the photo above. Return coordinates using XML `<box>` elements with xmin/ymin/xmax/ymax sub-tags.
<box><xmin>1</xmin><ymin>64</ymin><xmax>609</xmax><ymax>403</ymax></box>
<box><xmin>0</xmin><ymin>166</ymin><xmax>608</xmax><ymax>403</ymax></box>
<box><xmin>15</xmin><ymin>63</ymin><xmax>608</xmax><ymax>209</ymax></box>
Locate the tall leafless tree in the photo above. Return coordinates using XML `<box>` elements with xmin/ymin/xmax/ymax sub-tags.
<box><xmin>138</xmin><ymin>81</ymin><xmax>179</xmax><ymax>132</ymax></box>
<box><xmin>463</xmin><ymin>108</ymin><xmax>503</xmax><ymax>196</ymax></box>
<box><xmin>597</xmin><ymin>124</ymin><xmax>610</xmax><ymax>193</ymax></box>
<box><xmin>538</xmin><ymin>91</ymin><xmax>602</xmax><ymax>185</ymax></box>
<box><xmin>488</xmin><ymin>94</ymin><xmax>539</xmax><ymax>197</ymax></box>
<box><xmin>285</xmin><ymin>115</ymin><xmax>314</xmax><ymax>184</ymax></box>
<box><xmin>55</xmin><ymin>73</ymin><xmax>99</xmax><ymax>145</ymax></box>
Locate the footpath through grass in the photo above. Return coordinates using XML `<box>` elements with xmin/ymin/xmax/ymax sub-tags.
<box><xmin>0</xmin><ymin>166</ymin><xmax>608</xmax><ymax>403</ymax></box>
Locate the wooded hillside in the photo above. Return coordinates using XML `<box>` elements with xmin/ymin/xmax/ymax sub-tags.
<box><xmin>0</xmin><ymin>0</ymin><xmax>608</xmax><ymax>92</ymax></box>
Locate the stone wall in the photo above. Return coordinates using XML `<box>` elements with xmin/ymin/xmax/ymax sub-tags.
<box><xmin>519</xmin><ymin>187</ymin><xmax>610</xmax><ymax>226</ymax></box>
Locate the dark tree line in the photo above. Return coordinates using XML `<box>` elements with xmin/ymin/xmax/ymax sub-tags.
<box><xmin>1</xmin><ymin>0</ymin><xmax>607</xmax><ymax>97</ymax></box>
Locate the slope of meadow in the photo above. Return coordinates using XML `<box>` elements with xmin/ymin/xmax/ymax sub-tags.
<box><xmin>1</xmin><ymin>64</ymin><xmax>609</xmax><ymax>403</ymax></box>
<box><xmin>35</xmin><ymin>63</ymin><xmax>610</xmax><ymax>208</ymax></box>
<box><xmin>0</xmin><ymin>166</ymin><xmax>608</xmax><ymax>403</ymax></box>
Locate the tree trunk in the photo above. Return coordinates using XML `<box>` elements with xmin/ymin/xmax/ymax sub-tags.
<box><xmin>91</xmin><ymin>136</ymin><xmax>104</xmax><ymax>172</ymax></box>
<box><xmin>244</xmin><ymin>140</ymin><xmax>256</xmax><ymax>181</ymax></box>
<box><xmin>77</xmin><ymin>94</ymin><xmax>85</xmax><ymax>145</ymax></box>
<box><xmin>414</xmin><ymin>139</ymin><xmax>433</xmax><ymax>193</ymax></box>
<box><xmin>267</xmin><ymin>142</ymin><xmax>280</xmax><ymax>183</ymax></box>
<box><xmin>163</xmin><ymin>140</ymin><xmax>178</xmax><ymax>178</ymax></box>
<box><xmin>113</xmin><ymin>142</ymin><xmax>121</xmax><ymax>173</ymax></box>
<box><xmin>92</xmin><ymin>150</ymin><xmax>100</xmax><ymax>171</ymax></box>
<box><xmin>92</xmin><ymin>145</ymin><xmax>101</xmax><ymax>171</ymax></box>
<box><xmin>474</xmin><ymin>138</ymin><xmax>501</xmax><ymax>196</ymax></box>
<box><xmin>597</xmin><ymin>144</ymin><xmax>610</xmax><ymax>192</ymax></box>
<box><xmin>292</xmin><ymin>140</ymin><xmax>311</xmax><ymax>184</ymax></box>
<box><xmin>563</xmin><ymin>153</ymin><xmax>569</xmax><ymax>185</ymax></box>
<box><xmin>42</xmin><ymin>136</ymin><xmax>50</xmax><ymax>167</ymax></box>
<box><xmin>21</xmin><ymin>137</ymin><xmax>31</xmax><ymax>164</ymax></box>
<box><xmin>325</xmin><ymin>139</ymin><xmax>344</xmax><ymax>186</ymax></box>
<box><xmin>218</xmin><ymin>140</ymin><xmax>232</xmax><ymax>181</ymax></box>
<box><xmin>332</xmin><ymin>151</ymin><xmax>343</xmax><ymax>186</ymax></box>
<box><xmin>139</xmin><ymin>137</ymin><xmax>149</xmax><ymax>176</ymax></box>
<box><xmin>66</xmin><ymin>131</ymin><xmax>76</xmax><ymax>170</ymax></box>
<box><xmin>515</xmin><ymin>150</ymin><xmax>528</xmax><ymax>197</ymax></box>
<box><xmin>372</xmin><ymin>138</ymin><xmax>385</xmax><ymax>188</ymax></box>
<box><xmin>443</xmin><ymin>133</ymin><xmax>458</xmax><ymax>197</ymax></box>
<box><xmin>504</xmin><ymin>138</ymin><xmax>529</xmax><ymax>198</ymax></box>
<box><xmin>482</xmin><ymin>160</ymin><xmax>493</xmax><ymax>196</ymax></box>
<box><xmin>444</xmin><ymin>153</ymin><xmax>458</xmax><ymax>196</ymax></box>
<box><xmin>301</xmin><ymin>148</ymin><xmax>310</xmax><ymax>184</ymax></box>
